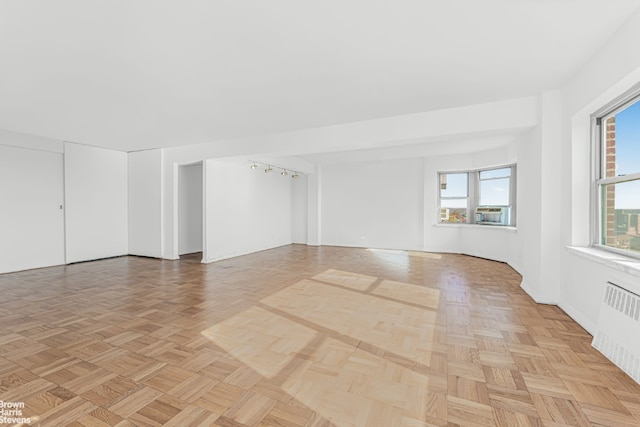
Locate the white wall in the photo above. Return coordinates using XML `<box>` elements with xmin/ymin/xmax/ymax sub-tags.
<box><xmin>292</xmin><ymin>174</ymin><xmax>308</xmax><ymax>244</ymax></box>
<box><xmin>178</xmin><ymin>163</ymin><xmax>203</xmax><ymax>255</ymax></box>
<box><xmin>64</xmin><ymin>142</ymin><xmax>128</xmax><ymax>263</ymax></box>
<box><xmin>129</xmin><ymin>149</ymin><xmax>163</xmax><ymax>258</ymax></box>
<box><xmin>0</xmin><ymin>144</ymin><xmax>65</xmax><ymax>273</ymax></box>
<box><xmin>533</xmin><ymin>91</ymin><xmax>564</xmax><ymax>303</ymax></box>
<box><xmin>306</xmin><ymin>167</ymin><xmax>322</xmax><ymax>246</ymax></box>
<box><xmin>508</xmin><ymin>92</ymin><xmax>566</xmax><ymax>305</ymax></box>
<box><xmin>557</xmin><ymin>8</ymin><xmax>640</xmax><ymax>333</ymax></box>
<box><xmin>321</xmin><ymin>158</ymin><xmax>424</xmax><ymax>251</ymax></box>
<box><xmin>204</xmin><ymin>159</ymin><xmax>292</xmax><ymax>262</ymax></box>
<box><xmin>515</xmin><ymin>127</ymin><xmax>543</xmax><ymax>297</ymax></box>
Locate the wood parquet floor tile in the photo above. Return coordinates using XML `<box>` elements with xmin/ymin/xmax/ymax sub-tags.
<box><xmin>0</xmin><ymin>244</ymin><xmax>638</xmax><ymax>426</ymax></box>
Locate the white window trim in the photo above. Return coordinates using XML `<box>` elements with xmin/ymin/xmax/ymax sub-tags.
<box><xmin>591</xmin><ymin>88</ymin><xmax>640</xmax><ymax>260</ymax></box>
<box><xmin>566</xmin><ymin>246</ymin><xmax>640</xmax><ymax>280</ymax></box>
<box><xmin>437</xmin><ymin>164</ymin><xmax>516</xmax><ymax>227</ymax></box>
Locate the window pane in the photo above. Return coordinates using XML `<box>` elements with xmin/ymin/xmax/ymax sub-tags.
<box><xmin>440</xmin><ymin>173</ymin><xmax>467</xmax><ymax>198</ymax></box>
<box><xmin>604</xmin><ymin>98</ymin><xmax>640</xmax><ymax>178</ymax></box>
<box><xmin>440</xmin><ymin>199</ymin><xmax>468</xmax><ymax>223</ymax></box>
<box><xmin>479</xmin><ymin>177</ymin><xmax>510</xmax><ymax>206</ymax></box>
<box><xmin>440</xmin><ymin>209</ymin><xmax>468</xmax><ymax>223</ymax></box>
<box><xmin>601</xmin><ymin>180</ymin><xmax>640</xmax><ymax>254</ymax></box>
<box><xmin>480</xmin><ymin>167</ymin><xmax>511</xmax><ymax>180</ymax></box>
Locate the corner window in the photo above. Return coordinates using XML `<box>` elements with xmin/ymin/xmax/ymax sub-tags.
<box><xmin>438</xmin><ymin>165</ymin><xmax>516</xmax><ymax>226</ymax></box>
<box><xmin>595</xmin><ymin>96</ymin><xmax>640</xmax><ymax>256</ymax></box>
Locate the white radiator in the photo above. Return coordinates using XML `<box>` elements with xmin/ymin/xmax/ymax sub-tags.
<box><xmin>592</xmin><ymin>282</ymin><xmax>640</xmax><ymax>384</ymax></box>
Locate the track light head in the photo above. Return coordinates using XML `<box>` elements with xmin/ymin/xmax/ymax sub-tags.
<box><xmin>251</xmin><ymin>161</ymin><xmax>299</xmax><ymax>178</ymax></box>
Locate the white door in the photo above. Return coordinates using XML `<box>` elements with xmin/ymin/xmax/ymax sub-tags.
<box><xmin>0</xmin><ymin>145</ymin><xmax>65</xmax><ymax>273</ymax></box>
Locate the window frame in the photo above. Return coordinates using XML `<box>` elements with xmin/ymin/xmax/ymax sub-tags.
<box><xmin>592</xmin><ymin>90</ymin><xmax>640</xmax><ymax>259</ymax></box>
<box><xmin>438</xmin><ymin>171</ymin><xmax>470</xmax><ymax>223</ymax></box>
<box><xmin>438</xmin><ymin>164</ymin><xmax>517</xmax><ymax>227</ymax></box>
<box><xmin>478</xmin><ymin>167</ymin><xmax>513</xmax><ymax>207</ymax></box>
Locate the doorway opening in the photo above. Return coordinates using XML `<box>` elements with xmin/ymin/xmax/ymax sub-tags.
<box><xmin>177</xmin><ymin>162</ymin><xmax>203</xmax><ymax>258</ymax></box>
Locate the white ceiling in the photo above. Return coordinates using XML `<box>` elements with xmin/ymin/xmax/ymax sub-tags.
<box><xmin>0</xmin><ymin>0</ymin><xmax>638</xmax><ymax>153</ymax></box>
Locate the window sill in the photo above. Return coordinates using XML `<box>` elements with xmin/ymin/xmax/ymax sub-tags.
<box><xmin>566</xmin><ymin>246</ymin><xmax>640</xmax><ymax>278</ymax></box>
<box><xmin>434</xmin><ymin>223</ymin><xmax>517</xmax><ymax>232</ymax></box>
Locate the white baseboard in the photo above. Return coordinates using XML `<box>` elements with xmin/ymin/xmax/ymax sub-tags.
<box><xmin>520</xmin><ymin>280</ymin><xmax>557</xmax><ymax>305</ymax></box>
<box><xmin>202</xmin><ymin>242</ymin><xmax>292</xmax><ymax>264</ymax></box>
<box><xmin>558</xmin><ymin>300</ymin><xmax>597</xmax><ymax>336</ymax></box>
<box><xmin>507</xmin><ymin>261</ymin><xmax>523</xmax><ymax>276</ymax></box>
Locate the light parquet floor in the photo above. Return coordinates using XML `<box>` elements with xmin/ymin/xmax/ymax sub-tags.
<box><xmin>0</xmin><ymin>245</ymin><xmax>638</xmax><ymax>426</ymax></box>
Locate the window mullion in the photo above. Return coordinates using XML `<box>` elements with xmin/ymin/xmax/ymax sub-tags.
<box><xmin>470</xmin><ymin>171</ymin><xmax>478</xmax><ymax>223</ymax></box>
<box><xmin>510</xmin><ymin>165</ymin><xmax>516</xmax><ymax>226</ymax></box>
<box><xmin>591</xmin><ymin>117</ymin><xmax>602</xmax><ymax>247</ymax></box>
<box><xmin>480</xmin><ymin>176</ymin><xmax>510</xmax><ymax>182</ymax></box>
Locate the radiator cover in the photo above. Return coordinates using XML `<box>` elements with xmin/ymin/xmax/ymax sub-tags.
<box><xmin>592</xmin><ymin>282</ymin><xmax>640</xmax><ymax>384</ymax></box>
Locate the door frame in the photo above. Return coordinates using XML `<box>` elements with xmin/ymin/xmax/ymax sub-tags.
<box><xmin>172</xmin><ymin>161</ymin><xmax>207</xmax><ymax>262</ymax></box>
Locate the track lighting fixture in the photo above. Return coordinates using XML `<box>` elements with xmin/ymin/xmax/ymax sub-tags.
<box><xmin>248</xmin><ymin>160</ymin><xmax>303</xmax><ymax>179</ymax></box>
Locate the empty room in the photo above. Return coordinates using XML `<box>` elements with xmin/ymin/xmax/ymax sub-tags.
<box><xmin>1</xmin><ymin>1</ymin><xmax>640</xmax><ymax>426</ymax></box>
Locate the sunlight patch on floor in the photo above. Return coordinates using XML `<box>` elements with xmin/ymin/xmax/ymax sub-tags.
<box><xmin>311</xmin><ymin>268</ymin><xmax>377</xmax><ymax>290</ymax></box>
<box><xmin>373</xmin><ymin>279</ymin><xmax>440</xmax><ymax>309</ymax></box>
<box><xmin>281</xmin><ymin>336</ymin><xmax>442</xmax><ymax>427</ymax></box>
<box><xmin>202</xmin><ymin>269</ymin><xmax>445</xmax><ymax>426</ymax></box>
<box><xmin>261</xmin><ymin>279</ymin><xmax>438</xmax><ymax>366</ymax></box>
<box><xmin>201</xmin><ymin>306</ymin><xmax>317</xmax><ymax>378</ymax></box>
